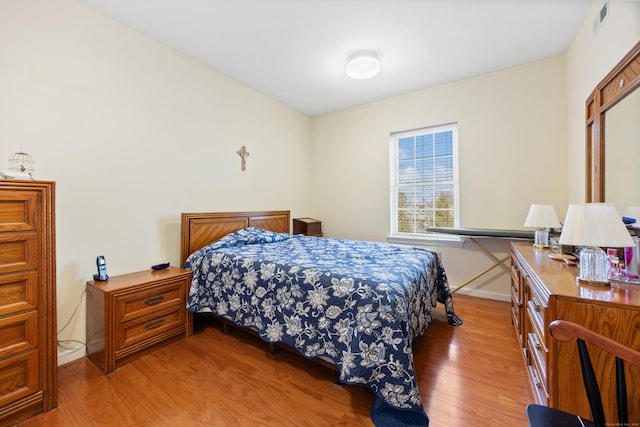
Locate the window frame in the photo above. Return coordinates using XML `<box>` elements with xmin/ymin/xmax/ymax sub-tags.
<box><xmin>388</xmin><ymin>123</ymin><xmax>462</xmax><ymax>246</ymax></box>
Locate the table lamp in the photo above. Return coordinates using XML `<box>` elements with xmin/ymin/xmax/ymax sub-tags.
<box><xmin>524</xmin><ymin>204</ymin><xmax>561</xmax><ymax>249</ymax></box>
<box><xmin>559</xmin><ymin>203</ymin><xmax>634</xmax><ymax>286</ymax></box>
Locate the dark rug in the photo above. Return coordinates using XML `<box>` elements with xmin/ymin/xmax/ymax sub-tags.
<box><xmin>370</xmin><ymin>397</ymin><xmax>429</xmax><ymax>427</ymax></box>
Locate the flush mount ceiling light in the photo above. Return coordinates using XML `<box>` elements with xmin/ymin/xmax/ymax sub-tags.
<box><xmin>346</xmin><ymin>50</ymin><xmax>380</xmax><ymax>80</ymax></box>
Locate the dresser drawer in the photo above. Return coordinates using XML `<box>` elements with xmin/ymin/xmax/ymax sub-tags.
<box><xmin>0</xmin><ymin>311</ymin><xmax>38</xmax><ymax>358</ymax></box>
<box><xmin>0</xmin><ymin>234</ymin><xmax>38</xmax><ymax>275</ymax></box>
<box><xmin>0</xmin><ymin>350</ymin><xmax>39</xmax><ymax>408</ymax></box>
<box><xmin>116</xmin><ymin>280</ymin><xmax>187</xmax><ymax>324</ymax></box>
<box><xmin>0</xmin><ymin>189</ymin><xmax>39</xmax><ymax>233</ymax></box>
<box><xmin>116</xmin><ymin>306</ymin><xmax>186</xmax><ymax>351</ymax></box>
<box><xmin>527</xmin><ymin>332</ymin><xmax>548</xmax><ymax>394</ymax></box>
<box><xmin>0</xmin><ymin>272</ymin><xmax>37</xmax><ymax>316</ymax></box>
<box><xmin>527</xmin><ymin>363</ymin><xmax>548</xmax><ymax>406</ymax></box>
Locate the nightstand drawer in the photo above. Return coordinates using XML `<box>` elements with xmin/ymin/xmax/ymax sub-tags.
<box><xmin>117</xmin><ymin>307</ymin><xmax>186</xmax><ymax>350</ymax></box>
<box><xmin>0</xmin><ymin>311</ymin><xmax>38</xmax><ymax>358</ymax></box>
<box><xmin>116</xmin><ymin>281</ymin><xmax>186</xmax><ymax>323</ymax></box>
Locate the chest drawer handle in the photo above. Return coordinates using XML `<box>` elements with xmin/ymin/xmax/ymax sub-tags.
<box><xmin>145</xmin><ymin>318</ymin><xmax>165</xmax><ymax>329</ymax></box>
<box><xmin>144</xmin><ymin>295</ymin><xmax>165</xmax><ymax>306</ymax></box>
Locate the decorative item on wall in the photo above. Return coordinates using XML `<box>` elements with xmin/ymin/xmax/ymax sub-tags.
<box><xmin>237</xmin><ymin>145</ymin><xmax>250</xmax><ymax>171</ymax></box>
<box><xmin>0</xmin><ymin>149</ymin><xmax>34</xmax><ymax>179</ymax></box>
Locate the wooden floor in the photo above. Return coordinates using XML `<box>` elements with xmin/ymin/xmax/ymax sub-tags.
<box><xmin>19</xmin><ymin>294</ymin><xmax>533</xmax><ymax>426</ymax></box>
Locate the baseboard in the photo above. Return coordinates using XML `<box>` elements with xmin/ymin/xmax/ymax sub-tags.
<box><xmin>57</xmin><ymin>345</ymin><xmax>87</xmax><ymax>366</ymax></box>
<box><xmin>454</xmin><ymin>287</ymin><xmax>510</xmax><ymax>302</ymax></box>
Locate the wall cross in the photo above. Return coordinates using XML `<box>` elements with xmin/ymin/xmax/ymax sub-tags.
<box><xmin>237</xmin><ymin>145</ymin><xmax>250</xmax><ymax>171</ymax></box>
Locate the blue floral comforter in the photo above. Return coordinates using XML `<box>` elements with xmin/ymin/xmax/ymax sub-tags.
<box><xmin>183</xmin><ymin>227</ymin><xmax>461</xmax><ymax>415</ymax></box>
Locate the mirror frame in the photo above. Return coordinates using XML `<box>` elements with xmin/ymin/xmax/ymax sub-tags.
<box><xmin>585</xmin><ymin>41</ymin><xmax>640</xmax><ymax>202</ymax></box>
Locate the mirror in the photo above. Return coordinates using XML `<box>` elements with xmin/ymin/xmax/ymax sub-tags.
<box><xmin>605</xmin><ymin>89</ymin><xmax>640</xmax><ymax>213</ymax></box>
<box><xmin>585</xmin><ymin>41</ymin><xmax>640</xmax><ymax>208</ymax></box>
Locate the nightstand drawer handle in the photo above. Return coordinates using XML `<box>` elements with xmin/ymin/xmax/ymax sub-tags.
<box><xmin>144</xmin><ymin>295</ymin><xmax>165</xmax><ymax>306</ymax></box>
<box><xmin>145</xmin><ymin>318</ymin><xmax>165</xmax><ymax>329</ymax></box>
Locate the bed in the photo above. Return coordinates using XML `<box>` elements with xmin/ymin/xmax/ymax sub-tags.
<box><xmin>180</xmin><ymin>210</ymin><xmax>462</xmax><ymax>423</ymax></box>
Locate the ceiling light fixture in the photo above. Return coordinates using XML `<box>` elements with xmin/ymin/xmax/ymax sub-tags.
<box><xmin>346</xmin><ymin>50</ymin><xmax>380</xmax><ymax>80</ymax></box>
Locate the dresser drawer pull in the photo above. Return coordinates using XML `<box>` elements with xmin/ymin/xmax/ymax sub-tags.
<box><xmin>145</xmin><ymin>318</ymin><xmax>165</xmax><ymax>329</ymax></box>
<box><xmin>531</xmin><ymin>296</ymin><xmax>541</xmax><ymax>312</ymax></box>
<box><xmin>532</xmin><ymin>333</ymin><xmax>542</xmax><ymax>351</ymax></box>
<box><xmin>531</xmin><ymin>368</ymin><xmax>542</xmax><ymax>388</ymax></box>
<box><xmin>144</xmin><ymin>295</ymin><xmax>165</xmax><ymax>306</ymax></box>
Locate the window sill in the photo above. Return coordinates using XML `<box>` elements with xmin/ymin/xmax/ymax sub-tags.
<box><xmin>386</xmin><ymin>233</ymin><xmax>465</xmax><ymax>248</ymax></box>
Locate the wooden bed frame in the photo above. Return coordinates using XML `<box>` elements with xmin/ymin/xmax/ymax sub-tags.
<box><xmin>179</xmin><ymin>209</ymin><xmax>340</xmax><ymax>375</ymax></box>
<box><xmin>180</xmin><ymin>210</ymin><xmax>290</xmax><ymax>266</ymax></box>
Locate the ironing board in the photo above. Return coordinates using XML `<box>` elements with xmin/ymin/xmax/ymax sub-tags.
<box><xmin>428</xmin><ymin>227</ymin><xmax>534</xmax><ymax>292</ymax></box>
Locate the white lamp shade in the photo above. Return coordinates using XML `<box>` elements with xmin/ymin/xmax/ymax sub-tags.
<box><xmin>524</xmin><ymin>204</ymin><xmax>561</xmax><ymax>228</ymax></box>
<box><xmin>346</xmin><ymin>50</ymin><xmax>380</xmax><ymax>79</ymax></box>
<box><xmin>558</xmin><ymin>203</ymin><xmax>634</xmax><ymax>247</ymax></box>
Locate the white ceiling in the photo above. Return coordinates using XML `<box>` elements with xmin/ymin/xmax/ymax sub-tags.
<box><xmin>78</xmin><ymin>0</ymin><xmax>592</xmax><ymax>117</ymax></box>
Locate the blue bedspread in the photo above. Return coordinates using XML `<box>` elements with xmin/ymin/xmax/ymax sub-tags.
<box><xmin>183</xmin><ymin>227</ymin><xmax>461</xmax><ymax>416</ymax></box>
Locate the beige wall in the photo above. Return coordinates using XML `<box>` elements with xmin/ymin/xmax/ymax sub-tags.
<box><xmin>310</xmin><ymin>55</ymin><xmax>567</xmax><ymax>300</ymax></box>
<box><xmin>309</xmin><ymin>0</ymin><xmax>640</xmax><ymax>302</ymax></box>
<box><xmin>0</xmin><ymin>0</ymin><xmax>312</xmax><ymax>363</ymax></box>
<box><xmin>565</xmin><ymin>0</ymin><xmax>640</xmax><ymax>204</ymax></box>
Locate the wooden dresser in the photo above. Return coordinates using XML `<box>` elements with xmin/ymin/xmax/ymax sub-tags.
<box><xmin>86</xmin><ymin>267</ymin><xmax>192</xmax><ymax>374</ymax></box>
<box><xmin>0</xmin><ymin>180</ymin><xmax>56</xmax><ymax>426</ymax></box>
<box><xmin>511</xmin><ymin>241</ymin><xmax>640</xmax><ymax>423</ymax></box>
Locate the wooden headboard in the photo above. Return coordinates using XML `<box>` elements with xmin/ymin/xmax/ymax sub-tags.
<box><xmin>180</xmin><ymin>210</ymin><xmax>290</xmax><ymax>265</ymax></box>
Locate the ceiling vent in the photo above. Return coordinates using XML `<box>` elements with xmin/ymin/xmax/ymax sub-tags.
<box><xmin>592</xmin><ymin>0</ymin><xmax>609</xmax><ymax>37</ymax></box>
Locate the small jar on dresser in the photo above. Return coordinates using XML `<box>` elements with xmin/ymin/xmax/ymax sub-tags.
<box><xmin>86</xmin><ymin>266</ymin><xmax>192</xmax><ymax>374</ymax></box>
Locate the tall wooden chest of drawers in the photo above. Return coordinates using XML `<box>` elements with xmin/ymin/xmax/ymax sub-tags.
<box><xmin>0</xmin><ymin>180</ymin><xmax>57</xmax><ymax>426</ymax></box>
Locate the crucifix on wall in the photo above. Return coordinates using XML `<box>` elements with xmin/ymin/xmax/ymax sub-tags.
<box><xmin>237</xmin><ymin>145</ymin><xmax>250</xmax><ymax>171</ymax></box>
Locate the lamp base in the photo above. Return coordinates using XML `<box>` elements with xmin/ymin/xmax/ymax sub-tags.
<box><xmin>533</xmin><ymin>228</ymin><xmax>549</xmax><ymax>250</ymax></box>
<box><xmin>576</xmin><ymin>276</ymin><xmax>610</xmax><ymax>287</ymax></box>
<box><xmin>577</xmin><ymin>246</ymin><xmax>609</xmax><ymax>287</ymax></box>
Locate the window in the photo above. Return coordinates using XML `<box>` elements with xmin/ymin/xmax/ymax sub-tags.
<box><xmin>389</xmin><ymin>123</ymin><xmax>459</xmax><ymax>238</ymax></box>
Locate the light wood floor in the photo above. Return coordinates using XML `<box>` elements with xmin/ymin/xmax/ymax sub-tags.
<box><xmin>19</xmin><ymin>294</ymin><xmax>533</xmax><ymax>426</ymax></box>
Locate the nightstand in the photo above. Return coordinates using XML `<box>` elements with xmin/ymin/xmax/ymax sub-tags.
<box><xmin>86</xmin><ymin>267</ymin><xmax>192</xmax><ymax>374</ymax></box>
<box><xmin>293</xmin><ymin>217</ymin><xmax>323</xmax><ymax>236</ymax></box>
